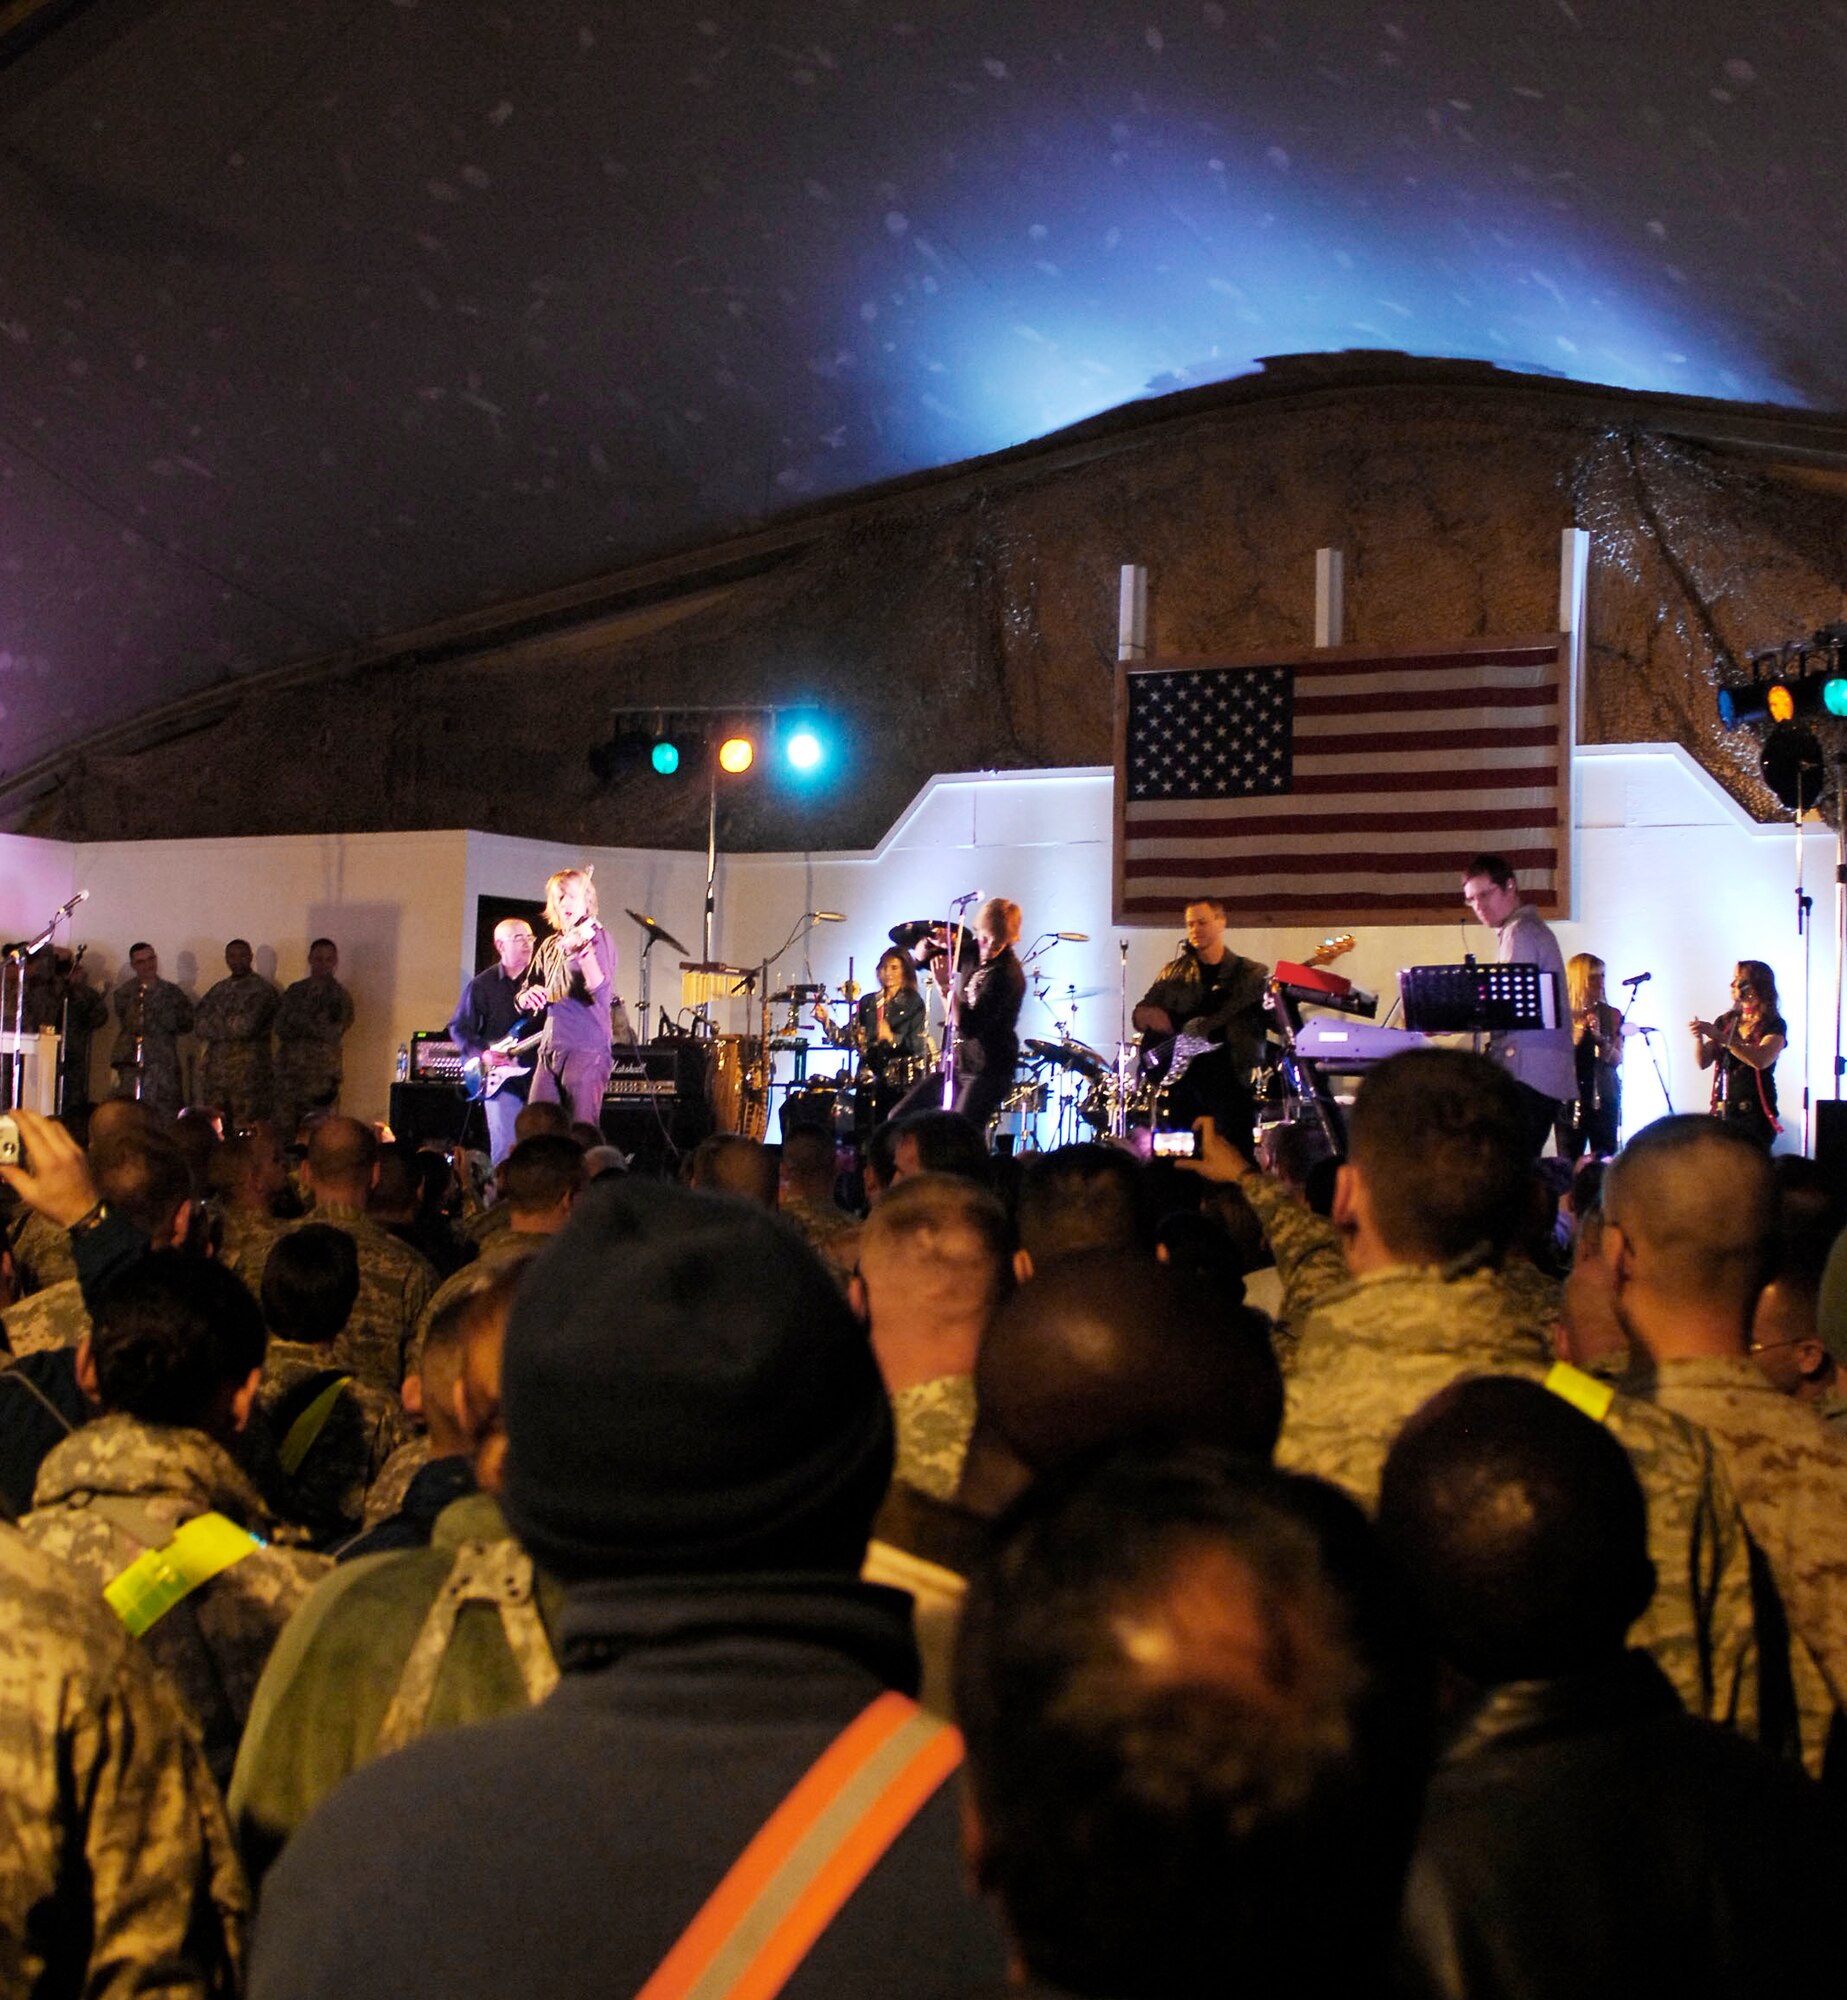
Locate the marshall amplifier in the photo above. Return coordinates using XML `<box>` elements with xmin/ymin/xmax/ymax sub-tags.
<box><xmin>601</xmin><ymin>1041</ymin><xmax>712</xmax><ymax>1170</ymax></box>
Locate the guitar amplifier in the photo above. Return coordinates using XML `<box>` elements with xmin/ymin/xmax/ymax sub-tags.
<box><xmin>410</xmin><ymin>1032</ymin><xmax>465</xmax><ymax>1084</ymax></box>
<box><xmin>601</xmin><ymin>1042</ymin><xmax>712</xmax><ymax>1170</ymax></box>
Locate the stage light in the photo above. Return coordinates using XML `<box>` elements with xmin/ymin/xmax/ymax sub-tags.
<box><xmin>1761</xmin><ymin>722</ymin><xmax>1828</xmax><ymax>812</ymax></box>
<box><xmin>1766</xmin><ymin>679</ymin><xmax>1796</xmax><ymax>723</ymax></box>
<box><xmin>718</xmin><ymin>735</ymin><xmax>755</xmax><ymax>774</ymax></box>
<box><xmin>1716</xmin><ymin>671</ymin><xmax>1773</xmax><ymax>730</ymax></box>
<box><xmin>650</xmin><ymin>739</ymin><xmax>680</xmax><ymax>775</ymax></box>
<box><xmin>785</xmin><ymin>727</ymin><xmax>824</xmax><ymax>773</ymax></box>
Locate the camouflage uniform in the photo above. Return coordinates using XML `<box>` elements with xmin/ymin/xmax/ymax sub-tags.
<box><xmin>20</xmin><ymin>1412</ymin><xmax>330</xmax><ymax>1788</ymax></box>
<box><xmin>404</xmin><ymin>1225</ymin><xmax>535</xmax><ymax>1378</ymax></box>
<box><xmin>194</xmin><ymin>971</ymin><xmax>280</xmax><ymax>1129</ymax></box>
<box><xmin>1647</xmin><ymin>1355</ymin><xmax>1847</xmax><ymax>1776</ymax></box>
<box><xmin>360</xmin><ymin>1435</ymin><xmax>431</xmax><ymax>1527</ymax></box>
<box><xmin>0</xmin><ymin>1519</ymin><xmax>247</xmax><ymax>1996</ymax></box>
<box><xmin>247</xmin><ymin>1338</ymin><xmax>417</xmax><ymax>1544</ymax></box>
<box><xmin>1273</xmin><ymin>1264</ymin><xmax>1763</xmax><ymax>1736</ymax></box>
<box><xmin>273</xmin><ymin>975</ymin><xmax>353</xmax><ymax>1137</ymax></box>
<box><xmin>215</xmin><ymin>1207</ymin><xmax>287</xmax><ymax>1302</ymax></box>
<box><xmin>890</xmin><ymin>1372</ymin><xmax>976</xmax><ymax>1502</ymax></box>
<box><xmin>109</xmin><ymin>975</ymin><xmax>194</xmax><ymax>1123</ymax></box>
<box><xmin>7</xmin><ymin>1204</ymin><xmax>76</xmax><ymax>1295</ymax></box>
<box><xmin>1</xmin><ymin>1274</ymin><xmax>92</xmax><ymax>1357</ymax></box>
<box><xmin>285</xmin><ymin>1200</ymin><xmax>437</xmax><ymax>1395</ymax></box>
<box><xmin>227</xmin><ymin>1489</ymin><xmax>560</xmax><ymax>1886</ymax></box>
<box><xmin>1815</xmin><ymin>1389</ymin><xmax>1847</xmax><ymax>1437</ymax></box>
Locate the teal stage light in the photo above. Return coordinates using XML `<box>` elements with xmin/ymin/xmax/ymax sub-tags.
<box><xmin>785</xmin><ymin>728</ymin><xmax>824</xmax><ymax>772</ymax></box>
<box><xmin>650</xmin><ymin>739</ymin><xmax>680</xmax><ymax>775</ymax></box>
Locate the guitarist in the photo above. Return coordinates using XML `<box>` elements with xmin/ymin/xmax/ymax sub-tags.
<box><xmin>449</xmin><ymin>918</ymin><xmax>537</xmax><ymax>1163</ymax></box>
<box><xmin>1132</xmin><ymin>898</ymin><xmax>1269</xmax><ymax>1148</ymax></box>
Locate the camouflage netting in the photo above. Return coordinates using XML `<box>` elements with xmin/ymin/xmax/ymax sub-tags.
<box><xmin>24</xmin><ymin>364</ymin><xmax>1847</xmax><ymax>847</ymax></box>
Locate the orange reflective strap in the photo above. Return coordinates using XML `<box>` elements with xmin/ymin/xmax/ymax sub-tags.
<box><xmin>636</xmin><ymin>1690</ymin><xmax>964</xmax><ymax>2000</ymax></box>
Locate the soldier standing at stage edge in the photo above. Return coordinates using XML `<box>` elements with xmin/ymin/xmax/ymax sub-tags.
<box><xmin>275</xmin><ymin>939</ymin><xmax>354</xmax><ymax>1141</ymax></box>
<box><xmin>109</xmin><ymin>941</ymin><xmax>193</xmax><ymax>1123</ymax></box>
<box><xmin>23</xmin><ymin>946</ymin><xmax>108</xmax><ymax>1137</ymax></box>
<box><xmin>196</xmin><ymin>938</ymin><xmax>281</xmax><ymax>1130</ymax></box>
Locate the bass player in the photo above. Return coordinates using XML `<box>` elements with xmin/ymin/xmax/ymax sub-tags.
<box><xmin>1132</xmin><ymin>897</ymin><xmax>1268</xmax><ymax>1148</ymax></box>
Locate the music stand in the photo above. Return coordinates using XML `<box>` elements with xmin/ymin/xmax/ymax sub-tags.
<box><xmin>1399</xmin><ymin>963</ymin><xmax>1560</xmax><ymax>1035</ymax></box>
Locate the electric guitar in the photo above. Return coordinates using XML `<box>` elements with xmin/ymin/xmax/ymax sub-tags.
<box><xmin>1140</xmin><ymin>933</ymin><xmax>1356</xmax><ymax>1091</ymax></box>
<box><xmin>461</xmin><ymin>1022</ymin><xmax>544</xmax><ymax>1101</ymax></box>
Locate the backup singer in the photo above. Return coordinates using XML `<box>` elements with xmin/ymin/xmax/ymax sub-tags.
<box><xmin>1692</xmin><ymin>959</ymin><xmax>1784</xmax><ymax>1150</ymax></box>
<box><xmin>518</xmin><ymin>869</ymin><xmax>617</xmax><ymax>1129</ymax></box>
<box><xmin>1558</xmin><ymin>952</ymin><xmax>1623</xmax><ymax>1159</ymax></box>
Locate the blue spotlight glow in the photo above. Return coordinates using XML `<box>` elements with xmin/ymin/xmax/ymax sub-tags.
<box><xmin>785</xmin><ymin>727</ymin><xmax>824</xmax><ymax>773</ymax></box>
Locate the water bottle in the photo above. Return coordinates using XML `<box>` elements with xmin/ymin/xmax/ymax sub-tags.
<box><xmin>395</xmin><ymin>1041</ymin><xmax>410</xmax><ymax>1082</ymax></box>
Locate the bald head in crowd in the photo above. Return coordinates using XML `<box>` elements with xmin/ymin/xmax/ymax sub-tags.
<box><xmin>304</xmin><ymin>1117</ymin><xmax>380</xmax><ymax>1207</ymax></box>
<box><xmin>1601</xmin><ymin>1117</ymin><xmax>1776</xmax><ymax>1349</ymax></box>
<box><xmin>958</xmin><ymin>1252</ymin><xmax>1284</xmax><ymax>1517</ymax></box>
<box><xmin>853</xmin><ymin>1172</ymin><xmax>1013</xmax><ymax>1393</ymax></box>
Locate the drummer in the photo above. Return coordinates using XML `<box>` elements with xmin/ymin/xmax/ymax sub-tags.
<box><xmin>816</xmin><ymin>948</ymin><xmax>930</xmax><ymax>1069</ymax></box>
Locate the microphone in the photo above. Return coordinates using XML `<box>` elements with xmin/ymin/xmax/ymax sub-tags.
<box><xmin>1622</xmin><ymin>972</ymin><xmax>1651</xmax><ymax>987</ymax></box>
<box><xmin>56</xmin><ymin>890</ymin><xmax>88</xmax><ymax>918</ymax></box>
<box><xmin>1053</xmin><ymin>931</ymin><xmax>1090</xmax><ymax>942</ymax></box>
<box><xmin>810</xmin><ymin>911</ymin><xmax>846</xmax><ymax>923</ymax></box>
<box><xmin>950</xmin><ymin>890</ymin><xmax>982</xmax><ymax>908</ymax></box>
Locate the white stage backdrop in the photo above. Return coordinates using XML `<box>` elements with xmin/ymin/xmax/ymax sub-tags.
<box><xmin>0</xmin><ymin>744</ymin><xmax>1824</xmax><ymax>1148</ymax></box>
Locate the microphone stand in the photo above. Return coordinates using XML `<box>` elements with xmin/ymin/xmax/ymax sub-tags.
<box><xmin>5</xmin><ymin>890</ymin><xmax>85</xmax><ymax>1113</ymax></box>
<box><xmin>939</xmin><ymin>892</ymin><xmax>979</xmax><ymax>1114</ymax></box>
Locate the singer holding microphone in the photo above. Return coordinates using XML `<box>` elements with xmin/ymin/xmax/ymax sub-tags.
<box><xmin>518</xmin><ymin>867</ymin><xmax>617</xmax><ymax>1129</ymax></box>
<box><xmin>1692</xmin><ymin>960</ymin><xmax>1785</xmax><ymax>1150</ymax></box>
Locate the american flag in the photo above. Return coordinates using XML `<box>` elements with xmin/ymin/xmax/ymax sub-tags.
<box><xmin>1114</xmin><ymin>637</ymin><xmax>1567</xmax><ymax>924</ymax></box>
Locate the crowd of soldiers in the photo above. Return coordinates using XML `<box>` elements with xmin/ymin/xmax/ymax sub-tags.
<box><xmin>0</xmin><ymin>1051</ymin><xmax>1844</xmax><ymax>1996</ymax></box>
<box><xmin>10</xmin><ymin>934</ymin><xmax>353</xmax><ymax>1139</ymax></box>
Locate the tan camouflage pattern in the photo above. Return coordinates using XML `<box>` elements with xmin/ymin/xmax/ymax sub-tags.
<box><xmin>403</xmin><ymin>1225</ymin><xmax>536</xmax><ymax>1378</ymax></box>
<box><xmin>360</xmin><ymin>1435</ymin><xmax>431</xmax><ymax>1527</ymax></box>
<box><xmin>20</xmin><ymin>1413</ymin><xmax>329</xmax><ymax>1789</ymax></box>
<box><xmin>8</xmin><ymin>1204</ymin><xmax>76</xmax><ymax>1295</ymax></box>
<box><xmin>780</xmin><ymin>1196</ymin><xmax>860</xmax><ymax>1287</ymax></box>
<box><xmin>249</xmin><ymin>1337</ymin><xmax>417</xmax><ymax>1543</ymax></box>
<box><xmin>1816</xmin><ymin>1389</ymin><xmax>1847</xmax><ymax>1438</ymax></box>
<box><xmin>1647</xmin><ymin>1354</ymin><xmax>1847</xmax><ymax>1776</ymax></box>
<box><xmin>2</xmin><ymin>1274</ymin><xmax>92</xmax><ymax>1357</ymax></box>
<box><xmin>284</xmin><ymin>1200</ymin><xmax>436</xmax><ymax>1395</ymax></box>
<box><xmin>891</xmin><ymin>1372</ymin><xmax>976</xmax><ymax>1502</ymax></box>
<box><xmin>194</xmin><ymin>972</ymin><xmax>280</xmax><ymax>1128</ymax></box>
<box><xmin>273</xmin><ymin>976</ymin><xmax>353</xmax><ymax>1132</ymax></box>
<box><xmin>227</xmin><ymin>1490</ymin><xmax>562</xmax><ymax>1885</ymax></box>
<box><xmin>1239</xmin><ymin>1175</ymin><xmax>1345</xmax><ymax>1364</ymax></box>
<box><xmin>0</xmin><ymin>1520</ymin><xmax>247</xmax><ymax>1996</ymax></box>
<box><xmin>460</xmin><ymin>1200</ymin><xmax>514</xmax><ymax>1250</ymax></box>
<box><xmin>1274</xmin><ymin>1266</ymin><xmax>1763</xmax><ymax>1735</ymax></box>
<box><xmin>109</xmin><ymin>976</ymin><xmax>194</xmax><ymax>1123</ymax></box>
<box><xmin>372</xmin><ymin>1536</ymin><xmax>558</xmax><ymax>1753</ymax></box>
<box><xmin>214</xmin><ymin>1207</ymin><xmax>287</xmax><ymax>1301</ymax></box>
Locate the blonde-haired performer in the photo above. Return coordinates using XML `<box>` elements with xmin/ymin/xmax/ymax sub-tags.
<box><xmin>1560</xmin><ymin>952</ymin><xmax>1624</xmax><ymax>1159</ymax></box>
<box><xmin>516</xmin><ymin>867</ymin><xmax>617</xmax><ymax>1128</ymax></box>
<box><xmin>893</xmin><ymin>895</ymin><xmax>1026</xmax><ymax>1133</ymax></box>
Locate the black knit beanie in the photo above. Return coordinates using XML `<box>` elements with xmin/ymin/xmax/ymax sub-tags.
<box><xmin>501</xmin><ymin>1177</ymin><xmax>893</xmax><ymax>1579</ymax></box>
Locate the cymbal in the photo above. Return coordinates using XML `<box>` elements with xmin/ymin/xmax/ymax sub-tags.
<box><xmin>1024</xmin><ymin>1037</ymin><xmax>1109</xmax><ymax>1079</ymax></box>
<box><xmin>1040</xmin><ymin>984</ymin><xmax>1107</xmax><ymax>1001</ymax></box>
<box><xmin>627</xmin><ymin>909</ymin><xmax>689</xmax><ymax>954</ymax></box>
<box><xmin>888</xmin><ymin>919</ymin><xmax>939</xmax><ymax>950</ymax></box>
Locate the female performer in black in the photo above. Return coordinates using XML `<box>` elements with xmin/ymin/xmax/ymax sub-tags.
<box><xmin>1559</xmin><ymin>952</ymin><xmax>1623</xmax><ymax>1158</ymax></box>
<box><xmin>816</xmin><ymin>947</ymin><xmax>931</xmax><ymax>1129</ymax></box>
<box><xmin>892</xmin><ymin>897</ymin><xmax>1025</xmax><ymax>1133</ymax></box>
<box><xmin>1691</xmin><ymin>959</ymin><xmax>1785</xmax><ymax>1150</ymax></box>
